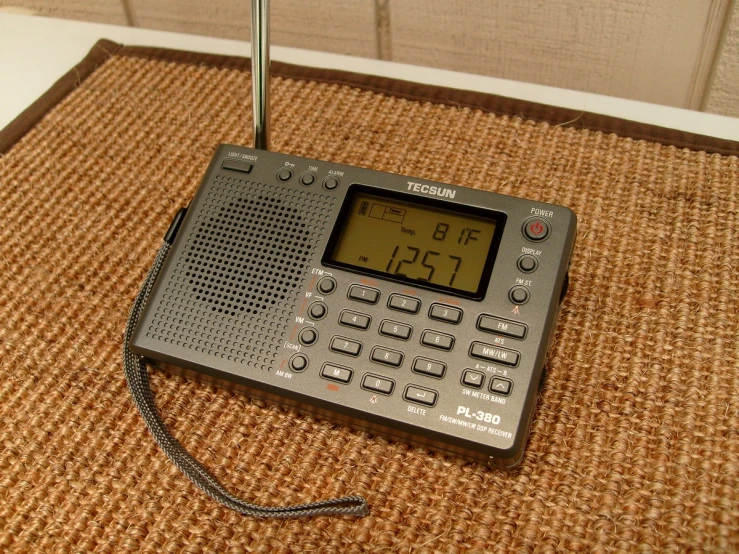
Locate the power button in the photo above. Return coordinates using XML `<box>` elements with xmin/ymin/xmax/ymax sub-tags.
<box><xmin>523</xmin><ymin>217</ymin><xmax>550</xmax><ymax>242</ymax></box>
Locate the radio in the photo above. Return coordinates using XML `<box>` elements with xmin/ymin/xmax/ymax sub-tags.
<box><xmin>130</xmin><ymin>144</ymin><xmax>576</xmax><ymax>467</ymax></box>
<box><xmin>123</xmin><ymin>0</ymin><xmax>575</xmax><ymax>518</ymax></box>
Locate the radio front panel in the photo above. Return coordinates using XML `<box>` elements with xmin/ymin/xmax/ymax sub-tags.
<box><xmin>130</xmin><ymin>144</ymin><xmax>576</xmax><ymax>467</ymax></box>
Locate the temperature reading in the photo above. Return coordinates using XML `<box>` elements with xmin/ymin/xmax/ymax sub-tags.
<box><xmin>329</xmin><ymin>191</ymin><xmax>500</xmax><ymax>294</ymax></box>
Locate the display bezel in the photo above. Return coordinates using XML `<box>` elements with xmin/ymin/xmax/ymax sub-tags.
<box><xmin>321</xmin><ymin>184</ymin><xmax>507</xmax><ymax>300</ymax></box>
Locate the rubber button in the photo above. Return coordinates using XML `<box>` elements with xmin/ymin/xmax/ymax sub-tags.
<box><xmin>299</xmin><ymin>327</ymin><xmax>318</xmax><ymax>346</ymax></box>
<box><xmin>490</xmin><ymin>378</ymin><xmax>512</xmax><ymax>396</ymax></box>
<box><xmin>509</xmin><ymin>286</ymin><xmax>530</xmax><ymax>305</ymax></box>
<box><xmin>277</xmin><ymin>168</ymin><xmax>293</xmax><ymax>182</ymax></box>
<box><xmin>309</xmin><ymin>301</ymin><xmax>327</xmax><ymax>320</ymax></box>
<box><xmin>289</xmin><ymin>353</ymin><xmax>309</xmax><ymax>372</ymax></box>
<box><xmin>518</xmin><ymin>255</ymin><xmax>538</xmax><ymax>273</ymax></box>
<box><xmin>300</xmin><ymin>172</ymin><xmax>316</xmax><ymax>186</ymax></box>
<box><xmin>523</xmin><ymin>217</ymin><xmax>550</xmax><ymax>242</ymax></box>
<box><xmin>317</xmin><ymin>277</ymin><xmax>336</xmax><ymax>295</ymax></box>
<box><xmin>323</xmin><ymin>176</ymin><xmax>340</xmax><ymax>190</ymax></box>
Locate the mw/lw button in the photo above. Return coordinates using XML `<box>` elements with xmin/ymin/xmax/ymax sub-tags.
<box><xmin>361</xmin><ymin>374</ymin><xmax>395</xmax><ymax>395</ymax></box>
<box><xmin>469</xmin><ymin>342</ymin><xmax>520</xmax><ymax>366</ymax></box>
<box><xmin>403</xmin><ymin>385</ymin><xmax>438</xmax><ymax>407</ymax></box>
<box><xmin>321</xmin><ymin>363</ymin><xmax>353</xmax><ymax>384</ymax></box>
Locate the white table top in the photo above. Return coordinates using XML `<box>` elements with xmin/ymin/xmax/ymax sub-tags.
<box><xmin>1</xmin><ymin>13</ymin><xmax>737</xmax><ymax>142</ymax></box>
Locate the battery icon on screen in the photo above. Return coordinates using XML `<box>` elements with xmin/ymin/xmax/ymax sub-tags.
<box><xmin>358</xmin><ymin>201</ymin><xmax>369</xmax><ymax>216</ymax></box>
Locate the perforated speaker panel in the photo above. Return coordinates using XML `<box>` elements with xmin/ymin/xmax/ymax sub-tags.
<box><xmin>146</xmin><ymin>173</ymin><xmax>336</xmax><ymax>370</ymax></box>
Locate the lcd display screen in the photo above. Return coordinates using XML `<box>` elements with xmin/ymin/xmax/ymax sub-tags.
<box><xmin>328</xmin><ymin>191</ymin><xmax>501</xmax><ymax>295</ymax></box>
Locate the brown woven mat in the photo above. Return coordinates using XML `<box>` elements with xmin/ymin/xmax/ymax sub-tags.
<box><xmin>1</xmin><ymin>40</ymin><xmax>737</xmax><ymax>552</ymax></box>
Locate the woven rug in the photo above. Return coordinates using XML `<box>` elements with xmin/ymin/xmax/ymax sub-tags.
<box><xmin>0</xmin><ymin>40</ymin><xmax>737</xmax><ymax>552</ymax></box>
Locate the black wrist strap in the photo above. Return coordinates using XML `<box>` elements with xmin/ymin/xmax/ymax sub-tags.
<box><xmin>123</xmin><ymin>241</ymin><xmax>369</xmax><ymax>518</ymax></box>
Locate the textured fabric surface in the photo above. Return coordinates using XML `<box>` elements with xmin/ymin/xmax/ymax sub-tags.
<box><xmin>0</xmin><ymin>45</ymin><xmax>737</xmax><ymax>552</ymax></box>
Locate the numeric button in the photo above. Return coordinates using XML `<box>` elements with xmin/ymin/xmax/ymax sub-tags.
<box><xmin>361</xmin><ymin>374</ymin><xmax>395</xmax><ymax>395</ymax></box>
<box><xmin>339</xmin><ymin>310</ymin><xmax>371</xmax><ymax>330</ymax></box>
<box><xmin>412</xmin><ymin>357</ymin><xmax>446</xmax><ymax>378</ymax></box>
<box><xmin>387</xmin><ymin>294</ymin><xmax>421</xmax><ymax>314</ymax></box>
<box><xmin>428</xmin><ymin>303</ymin><xmax>462</xmax><ymax>324</ymax></box>
<box><xmin>348</xmin><ymin>285</ymin><xmax>380</xmax><ymax>304</ymax></box>
<box><xmin>370</xmin><ymin>346</ymin><xmax>403</xmax><ymax>367</ymax></box>
<box><xmin>330</xmin><ymin>336</ymin><xmax>362</xmax><ymax>357</ymax></box>
<box><xmin>421</xmin><ymin>330</ymin><xmax>454</xmax><ymax>351</ymax></box>
<box><xmin>379</xmin><ymin>320</ymin><xmax>412</xmax><ymax>340</ymax></box>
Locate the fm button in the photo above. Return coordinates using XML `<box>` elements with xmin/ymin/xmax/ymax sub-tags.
<box><xmin>523</xmin><ymin>217</ymin><xmax>550</xmax><ymax>242</ymax></box>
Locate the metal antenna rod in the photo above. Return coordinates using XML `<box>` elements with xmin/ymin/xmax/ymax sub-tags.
<box><xmin>251</xmin><ymin>0</ymin><xmax>270</xmax><ymax>150</ymax></box>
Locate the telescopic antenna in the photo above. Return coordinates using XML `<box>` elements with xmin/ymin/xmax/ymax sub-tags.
<box><xmin>251</xmin><ymin>0</ymin><xmax>270</xmax><ymax>150</ymax></box>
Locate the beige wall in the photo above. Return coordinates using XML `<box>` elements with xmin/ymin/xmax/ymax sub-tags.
<box><xmin>705</xmin><ymin>2</ymin><xmax>739</xmax><ymax>117</ymax></box>
<box><xmin>2</xmin><ymin>0</ymin><xmax>738</xmax><ymax>117</ymax></box>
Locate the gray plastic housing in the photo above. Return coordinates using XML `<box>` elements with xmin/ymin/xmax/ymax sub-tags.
<box><xmin>130</xmin><ymin>144</ymin><xmax>576</xmax><ymax>468</ymax></box>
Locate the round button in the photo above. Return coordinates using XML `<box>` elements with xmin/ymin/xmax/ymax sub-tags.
<box><xmin>509</xmin><ymin>286</ymin><xmax>530</xmax><ymax>305</ymax></box>
<box><xmin>289</xmin><ymin>353</ymin><xmax>309</xmax><ymax>372</ymax></box>
<box><xmin>523</xmin><ymin>217</ymin><xmax>550</xmax><ymax>242</ymax></box>
<box><xmin>323</xmin><ymin>176</ymin><xmax>340</xmax><ymax>190</ymax></box>
<box><xmin>300</xmin><ymin>172</ymin><xmax>316</xmax><ymax>186</ymax></box>
<box><xmin>277</xmin><ymin>168</ymin><xmax>293</xmax><ymax>182</ymax></box>
<box><xmin>317</xmin><ymin>277</ymin><xmax>337</xmax><ymax>295</ymax></box>
<box><xmin>299</xmin><ymin>327</ymin><xmax>318</xmax><ymax>346</ymax></box>
<box><xmin>308</xmin><ymin>301</ymin><xmax>327</xmax><ymax>320</ymax></box>
<box><xmin>517</xmin><ymin>254</ymin><xmax>538</xmax><ymax>273</ymax></box>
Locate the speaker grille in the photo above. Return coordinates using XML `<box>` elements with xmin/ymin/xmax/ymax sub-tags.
<box><xmin>146</xmin><ymin>174</ymin><xmax>335</xmax><ymax>370</ymax></box>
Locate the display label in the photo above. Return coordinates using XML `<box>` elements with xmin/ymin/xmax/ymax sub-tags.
<box><xmin>328</xmin><ymin>192</ymin><xmax>499</xmax><ymax>294</ymax></box>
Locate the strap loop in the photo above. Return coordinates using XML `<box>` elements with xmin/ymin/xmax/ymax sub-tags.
<box><xmin>123</xmin><ymin>242</ymin><xmax>369</xmax><ymax>518</ymax></box>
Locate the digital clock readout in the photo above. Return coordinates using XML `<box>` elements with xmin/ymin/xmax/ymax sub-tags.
<box><xmin>330</xmin><ymin>192</ymin><xmax>497</xmax><ymax>294</ymax></box>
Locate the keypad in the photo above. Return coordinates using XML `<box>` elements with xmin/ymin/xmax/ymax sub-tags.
<box><xmin>420</xmin><ymin>330</ymin><xmax>454</xmax><ymax>351</ymax></box>
<box><xmin>348</xmin><ymin>285</ymin><xmax>380</xmax><ymax>304</ymax></box>
<box><xmin>403</xmin><ymin>385</ymin><xmax>438</xmax><ymax>407</ymax></box>
<box><xmin>361</xmin><ymin>374</ymin><xmax>395</xmax><ymax>395</ymax></box>
<box><xmin>339</xmin><ymin>310</ymin><xmax>371</xmax><ymax>330</ymax></box>
<box><xmin>412</xmin><ymin>357</ymin><xmax>446</xmax><ymax>378</ymax></box>
<box><xmin>469</xmin><ymin>342</ymin><xmax>520</xmax><ymax>366</ymax></box>
<box><xmin>387</xmin><ymin>294</ymin><xmax>421</xmax><ymax>314</ymax></box>
<box><xmin>428</xmin><ymin>303</ymin><xmax>462</xmax><ymax>324</ymax></box>
<box><xmin>462</xmin><ymin>370</ymin><xmax>484</xmax><ymax>388</ymax></box>
<box><xmin>330</xmin><ymin>336</ymin><xmax>362</xmax><ymax>357</ymax></box>
<box><xmin>321</xmin><ymin>363</ymin><xmax>353</xmax><ymax>383</ymax></box>
<box><xmin>379</xmin><ymin>320</ymin><xmax>412</xmax><ymax>340</ymax></box>
<box><xmin>370</xmin><ymin>346</ymin><xmax>403</xmax><ymax>367</ymax></box>
<box><xmin>477</xmin><ymin>315</ymin><xmax>527</xmax><ymax>339</ymax></box>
